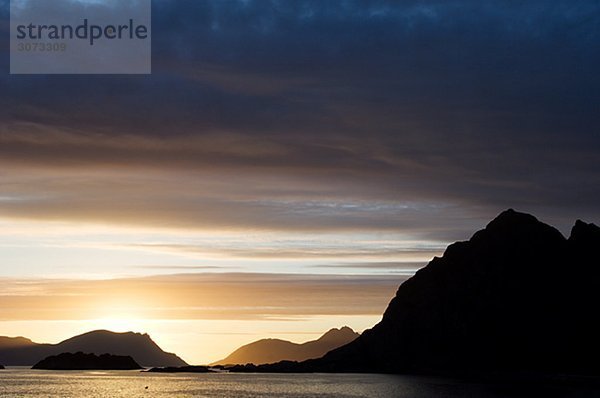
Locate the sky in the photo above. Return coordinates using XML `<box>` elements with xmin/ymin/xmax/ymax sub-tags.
<box><xmin>0</xmin><ymin>0</ymin><xmax>599</xmax><ymax>364</ymax></box>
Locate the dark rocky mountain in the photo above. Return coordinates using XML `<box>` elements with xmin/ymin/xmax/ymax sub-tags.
<box><xmin>211</xmin><ymin>327</ymin><xmax>359</xmax><ymax>366</ymax></box>
<box><xmin>0</xmin><ymin>364</ymin><xmax>4</xmax><ymax>369</ymax></box>
<box><xmin>0</xmin><ymin>330</ymin><xmax>187</xmax><ymax>367</ymax></box>
<box><xmin>232</xmin><ymin>210</ymin><xmax>600</xmax><ymax>376</ymax></box>
<box><xmin>32</xmin><ymin>352</ymin><xmax>142</xmax><ymax>370</ymax></box>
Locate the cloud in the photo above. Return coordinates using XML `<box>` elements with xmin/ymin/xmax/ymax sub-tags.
<box><xmin>132</xmin><ymin>265</ymin><xmax>226</xmax><ymax>271</ymax></box>
<box><xmin>0</xmin><ymin>1</ymin><xmax>598</xmax><ymax>241</ymax></box>
<box><xmin>123</xmin><ymin>243</ymin><xmax>443</xmax><ymax>260</ymax></box>
<box><xmin>313</xmin><ymin>261</ymin><xmax>427</xmax><ymax>272</ymax></box>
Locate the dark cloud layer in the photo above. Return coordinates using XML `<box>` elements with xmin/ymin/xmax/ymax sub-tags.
<box><xmin>0</xmin><ymin>1</ymin><xmax>599</xmax><ymax>237</ymax></box>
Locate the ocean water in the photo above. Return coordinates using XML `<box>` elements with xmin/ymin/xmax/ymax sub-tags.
<box><xmin>0</xmin><ymin>368</ymin><xmax>597</xmax><ymax>398</ymax></box>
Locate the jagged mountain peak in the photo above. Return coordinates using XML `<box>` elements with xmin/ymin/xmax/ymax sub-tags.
<box><xmin>482</xmin><ymin>209</ymin><xmax>565</xmax><ymax>241</ymax></box>
<box><xmin>570</xmin><ymin>219</ymin><xmax>600</xmax><ymax>242</ymax></box>
<box><xmin>318</xmin><ymin>327</ymin><xmax>358</xmax><ymax>342</ymax></box>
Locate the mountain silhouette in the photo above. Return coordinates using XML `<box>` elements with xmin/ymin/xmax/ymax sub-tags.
<box><xmin>0</xmin><ymin>336</ymin><xmax>37</xmax><ymax>349</ymax></box>
<box><xmin>232</xmin><ymin>210</ymin><xmax>600</xmax><ymax>376</ymax></box>
<box><xmin>0</xmin><ymin>330</ymin><xmax>187</xmax><ymax>367</ymax></box>
<box><xmin>32</xmin><ymin>352</ymin><xmax>142</xmax><ymax>370</ymax></box>
<box><xmin>211</xmin><ymin>327</ymin><xmax>359</xmax><ymax>365</ymax></box>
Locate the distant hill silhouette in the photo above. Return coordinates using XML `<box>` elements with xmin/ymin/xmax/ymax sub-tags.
<box><xmin>0</xmin><ymin>330</ymin><xmax>187</xmax><ymax>367</ymax></box>
<box><xmin>211</xmin><ymin>327</ymin><xmax>359</xmax><ymax>365</ymax></box>
<box><xmin>230</xmin><ymin>210</ymin><xmax>600</xmax><ymax>376</ymax></box>
<box><xmin>32</xmin><ymin>352</ymin><xmax>142</xmax><ymax>370</ymax></box>
<box><xmin>0</xmin><ymin>336</ymin><xmax>37</xmax><ymax>349</ymax></box>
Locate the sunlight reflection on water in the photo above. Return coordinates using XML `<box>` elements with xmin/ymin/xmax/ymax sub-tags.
<box><xmin>0</xmin><ymin>368</ymin><xmax>596</xmax><ymax>398</ymax></box>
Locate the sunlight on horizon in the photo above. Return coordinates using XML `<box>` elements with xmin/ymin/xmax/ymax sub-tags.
<box><xmin>0</xmin><ymin>216</ymin><xmax>415</xmax><ymax>364</ymax></box>
<box><xmin>0</xmin><ymin>316</ymin><xmax>381</xmax><ymax>364</ymax></box>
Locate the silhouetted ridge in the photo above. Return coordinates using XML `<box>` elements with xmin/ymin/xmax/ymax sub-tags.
<box><xmin>318</xmin><ymin>327</ymin><xmax>357</xmax><ymax>343</ymax></box>
<box><xmin>0</xmin><ymin>336</ymin><xmax>36</xmax><ymax>349</ymax></box>
<box><xmin>0</xmin><ymin>330</ymin><xmax>187</xmax><ymax>367</ymax></box>
<box><xmin>211</xmin><ymin>327</ymin><xmax>359</xmax><ymax>366</ymax></box>
<box><xmin>569</xmin><ymin>220</ymin><xmax>600</xmax><ymax>245</ymax></box>
<box><xmin>234</xmin><ymin>210</ymin><xmax>600</xmax><ymax>376</ymax></box>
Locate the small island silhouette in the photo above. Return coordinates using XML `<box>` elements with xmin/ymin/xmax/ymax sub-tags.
<box><xmin>32</xmin><ymin>352</ymin><xmax>142</xmax><ymax>370</ymax></box>
<box><xmin>146</xmin><ymin>365</ymin><xmax>212</xmax><ymax>373</ymax></box>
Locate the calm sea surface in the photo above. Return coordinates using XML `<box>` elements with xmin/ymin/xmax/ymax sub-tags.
<box><xmin>0</xmin><ymin>368</ymin><xmax>598</xmax><ymax>397</ymax></box>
